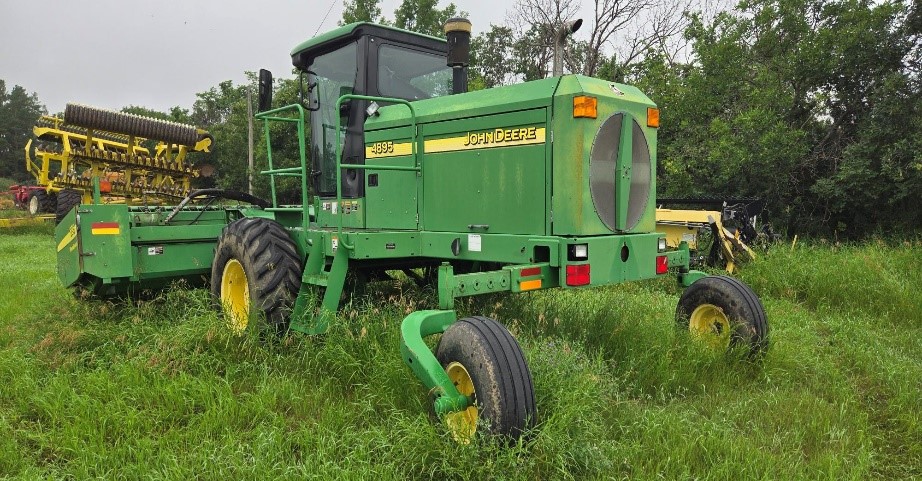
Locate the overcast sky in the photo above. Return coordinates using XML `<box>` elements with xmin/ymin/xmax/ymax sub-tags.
<box><xmin>0</xmin><ymin>0</ymin><xmax>533</xmax><ymax>115</ymax></box>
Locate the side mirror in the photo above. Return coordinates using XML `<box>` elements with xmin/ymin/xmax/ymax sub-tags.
<box><xmin>258</xmin><ymin>69</ymin><xmax>273</xmax><ymax>112</ymax></box>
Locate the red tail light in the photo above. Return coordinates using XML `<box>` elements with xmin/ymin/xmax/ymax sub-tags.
<box><xmin>656</xmin><ymin>255</ymin><xmax>668</xmax><ymax>275</ymax></box>
<box><xmin>566</xmin><ymin>264</ymin><xmax>590</xmax><ymax>286</ymax></box>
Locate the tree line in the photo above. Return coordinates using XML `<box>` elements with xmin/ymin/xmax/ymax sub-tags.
<box><xmin>1</xmin><ymin>0</ymin><xmax>919</xmax><ymax>238</ymax></box>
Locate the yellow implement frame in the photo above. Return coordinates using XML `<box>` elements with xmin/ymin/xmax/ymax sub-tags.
<box><xmin>0</xmin><ymin>215</ymin><xmax>54</xmax><ymax>229</ymax></box>
<box><xmin>24</xmin><ymin>114</ymin><xmax>210</xmax><ymax>203</ymax></box>
<box><xmin>656</xmin><ymin>208</ymin><xmax>756</xmax><ymax>273</ymax></box>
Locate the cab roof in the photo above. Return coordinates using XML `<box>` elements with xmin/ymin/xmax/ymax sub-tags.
<box><xmin>290</xmin><ymin>22</ymin><xmax>447</xmax><ymax>70</ymax></box>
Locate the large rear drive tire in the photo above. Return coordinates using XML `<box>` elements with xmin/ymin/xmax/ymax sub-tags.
<box><xmin>436</xmin><ymin>316</ymin><xmax>536</xmax><ymax>443</ymax></box>
<box><xmin>55</xmin><ymin>189</ymin><xmax>82</xmax><ymax>224</ymax></box>
<box><xmin>676</xmin><ymin>275</ymin><xmax>769</xmax><ymax>356</ymax></box>
<box><xmin>27</xmin><ymin>190</ymin><xmax>54</xmax><ymax>215</ymax></box>
<box><xmin>211</xmin><ymin>217</ymin><xmax>302</xmax><ymax>335</ymax></box>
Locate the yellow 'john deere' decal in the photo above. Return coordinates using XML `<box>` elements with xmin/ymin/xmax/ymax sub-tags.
<box><xmin>425</xmin><ymin>127</ymin><xmax>545</xmax><ymax>154</ymax></box>
<box><xmin>365</xmin><ymin>126</ymin><xmax>546</xmax><ymax>159</ymax></box>
<box><xmin>57</xmin><ymin>224</ymin><xmax>78</xmax><ymax>252</ymax></box>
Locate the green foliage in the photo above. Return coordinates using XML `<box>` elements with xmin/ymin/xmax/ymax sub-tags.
<box><xmin>0</xmin><ymin>80</ymin><xmax>46</xmax><ymax>182</ymax></box>
<box><xmin>470</xmin><ymin>25</ymin><xmax>516</xmax><ymax>88</ymax></box>
<box><xmin>510</xmin><ymin>24</ymin><xmax>556</xmax><ymax>82</ymax></box>
<box><xmin>190</xmin><ymin>78</ymin><xmax>259</xmax><ymax>194</ymax></box>
<box><xmin>393</xmin><ymin>0</ymin><xmax>463</xmax><ymax>37</ymax></box>
<box><xmin>647</xmin><ymin>0</ymin><xmax>921</xmax><ymax>237</ymax></box>
<box><xmin>1</xmin><ymin>231</ymin><xmax>920</xmax><ymax>478</ymax></box>
<box><xmin>340</xmin><ymin>0</ymin><xmax>385</xmax><ymax>25</ymax></box>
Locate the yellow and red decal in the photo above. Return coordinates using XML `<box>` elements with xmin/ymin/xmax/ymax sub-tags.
<box><xmin>56</xmin><ymin>224</ymin><xmax>78</xmax><ymax>252</ymax></box>
<box><xmin>91</xmin><ymin>221</ymin><xmax>120</xmax><ymax>235</ymax></box>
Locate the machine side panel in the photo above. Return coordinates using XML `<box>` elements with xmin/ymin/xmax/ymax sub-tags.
<box><xmin>75</xmin><ymin>205</ymin><xmax>134</xmax><ymax>280</ymax></box>
<box><xmin>55</xmin><ymin>209</ymin><xmax>82</xmax><ymax>287</ymax></box>
<box><xmin>364</xmin><ymin>126</ymin><xmax>418</xmax><ymax>230</ymax></box>
<box><xmin>421</xmin><ymin>109</ymin><xmax>548</xmax><ymax>235</ymax></box>
<box><xmin>551</xmin><ymin>76</ymin><xmax>658</xmax><ymax>236</ymax></box>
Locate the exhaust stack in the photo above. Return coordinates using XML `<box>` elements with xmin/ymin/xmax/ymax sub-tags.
<box><xmin>552</xmin><ymin>19</ymin><xmax>582</xmax><ymax>77</ymax></box>
<box><xmin>444</xmin><ymin>17</ymin><xmax>472</xmax><ymax>94</ymax></box>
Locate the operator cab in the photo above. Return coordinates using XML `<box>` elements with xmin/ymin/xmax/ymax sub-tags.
<box><xmin>287</xmin><ymin>23</ymin><xmax>454</xmax><ymax>199</ymax></box>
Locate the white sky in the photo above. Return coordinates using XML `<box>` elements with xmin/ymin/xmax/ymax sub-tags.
<box><xmin>0</xmin><ymin>0</ymin><xmax>538</xmax><ymax>114</ymax></box>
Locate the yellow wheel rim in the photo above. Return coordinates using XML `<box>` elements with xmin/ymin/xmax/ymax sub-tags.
<box><xmin>221</xmin><ymin>259</ymin><xmax>250</xmax><ymax>334</ymax></box>
<box><xmin>444</xmin><ymin>361</ymin><xmax>478</xmax><ymax>444</ymax></box>
<box><xmin>689</xmin><ymin>303</ymin><xmax>731</xmax><ymax>349</ymax></box>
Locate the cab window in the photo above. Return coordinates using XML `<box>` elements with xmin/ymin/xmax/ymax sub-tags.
<box><xmin>378</xmin><ymin>44</ymin><xmax>452</xmax><ymax>100</ymax></box>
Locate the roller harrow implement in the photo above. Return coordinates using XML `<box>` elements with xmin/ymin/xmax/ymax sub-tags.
<box><xmin>24</xmin><ymin>105</ymin><xmax>213</xmax><ymax>219</ymax></box>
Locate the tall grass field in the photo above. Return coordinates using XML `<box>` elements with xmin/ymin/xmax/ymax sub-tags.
<box><xmin>0</xmin><ymin>222</ymin><xmax>919</xmax><ymax>479</ymax></box>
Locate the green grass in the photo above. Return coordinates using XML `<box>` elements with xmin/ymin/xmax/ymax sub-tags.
<box><xmin>0</xmin><ymin>230</ymin><xmax>919</xmax><ymax>479</ymax></box>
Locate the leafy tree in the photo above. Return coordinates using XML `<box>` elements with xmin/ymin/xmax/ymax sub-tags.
<box><xmin>650</xmin><ymin>0</ymin><xmax>920</xmax><ymax>237</ymax></box>
<box><xmin>189</xmin><ymin>80</ymin><xmax>251</xmax><ymax>191</ymax></box>
<box><xmin>0</xmin><ymin>80</ymin><xmax>46</xmax><ymax>181</ymax></box>
<box><xmin>470</xmin><ymin>25</ymin><xmax>516</xmax><ymax>88</ymax></box>
<box><xmin>340</xmin><ymin>0</ymin><xmax>384</xmax><ymax>24</ymax></box>
<box><xmin>393</xmin><ymin>0</ymin><xmax>463</xmax><ymax>37</ymax></box>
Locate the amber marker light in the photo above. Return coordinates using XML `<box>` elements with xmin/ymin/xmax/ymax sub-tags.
<box><xmin>573</xmin><ymin>96</ymin><xmax>597</xmax><ymax>118</ymax></box>
<box><xmin>647</xmin><ymin>107</ymin><xmax>660</xmax><ymax>128</ymax></box>
<box><xmin>519</xmin><ymin>279</ymin><xmax>543</xmax><ymax>291</ymax></box>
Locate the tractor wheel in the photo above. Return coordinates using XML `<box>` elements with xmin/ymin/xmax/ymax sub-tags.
<box><xmin>55</xmin><ymin>189</ymin><xmax>82</xmax><ymax>224</ymax></box>
<box><xmin>435</xmin><ymin>316</ymin><xmax>536</xmax><ymax>443</ymax></box>
<box><xmin>27</xmin><ymin>190</ymin><xmax>53</xmax><ymax>215</ymax></box>
<box><xmin>211</xmin><ymin>217</ymin><xmax>302</xmax><ymax>336</ymax></box>
<box><xmin>676</xmin><ymin>275</ymin><xmax>769</xmax><ymax>357</ymax></box>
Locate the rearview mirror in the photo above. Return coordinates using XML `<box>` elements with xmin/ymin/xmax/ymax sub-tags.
<box><xmin>258</xmin><ymin>69</ymin><xmax>273</xmax><ymax>112</ymax></box>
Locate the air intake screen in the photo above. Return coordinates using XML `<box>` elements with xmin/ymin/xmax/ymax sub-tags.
<box><xmin>589</xmin><ymin>113</ymin><xmax>651</xmax><ymax>231</ymax></box>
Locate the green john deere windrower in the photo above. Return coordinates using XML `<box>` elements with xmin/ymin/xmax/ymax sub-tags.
<box><xmin>55</xmin><ymin>19</ymin><xmax>769</xmax><ymax>443</ymax></box>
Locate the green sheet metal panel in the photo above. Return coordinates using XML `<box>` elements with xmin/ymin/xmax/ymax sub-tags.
<box><xmin>364</xmin><ymin>125</ymin><xmax>418</xmax><ymax>230</ymax></box>
<box><xmin>420</xmin><ymin>108</ymin><xmax>549</xmax><ymax>235</ymax></box>
<box><xmin>564</xmin><ymin>233</ymin><xmax>660</xmax><ymax>286</ymax></box>
<box><xmin>315</xmin><ymin>198</ymin><xmax>366</xmax><ymax>229</ymax></box>
<box><xmin>133</xmin><ymin>242</ymin><xmax>216</xmax><ymax>279</ymax></box>
<box><xmin>551</xmin><ymin>75</ymin><xmax>658</xmax><ymax>236</ymax></box>
<box><xmin>74</xmin><ymin>204</ymin><xmax>134</xmax><ymax>281</ymax></box>
<box><xmin>55</xmin><ymin>209</ymin><xmax>81</xmax><ymax>287</ymax></box>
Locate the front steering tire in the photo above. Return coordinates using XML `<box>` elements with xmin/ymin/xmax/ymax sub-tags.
<box><xmin>676</xmin><ymin>275</ymin><xmax>769</xmax><ymax>357</ymax></box>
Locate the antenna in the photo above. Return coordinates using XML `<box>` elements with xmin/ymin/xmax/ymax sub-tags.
<box><xmin>314</xmin><ymin>0</ymin><xmax>338</xmax><ymax>37</ymax></box>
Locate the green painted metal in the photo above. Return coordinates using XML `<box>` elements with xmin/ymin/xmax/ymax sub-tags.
<box><xmin>55</xmin><ymin>203</ymin><xmax>236</xmax><ymax>295</ymax></box>
<box><xmin>399</xmin><ymin>310</ymin><xmax>469</xmax><ymax>416</ymax></box>
<box><xmin>550</xmin><ymin>76</ymin><xmax>658</xmax><ymax>236</ymax></box>
<box><xmin>255</xmin><ymin>103</ymin><xmax>309</xmax><ymax>232</ymax></box>
<box><xmin>680</xmin><ymin>270</ymin><xmax>708</xmax><ymax>287</ymax></box>
<box><xmin>335</xmin><ymin>94</ymin><xmax>418</xmax><ymax>247</ymax></box>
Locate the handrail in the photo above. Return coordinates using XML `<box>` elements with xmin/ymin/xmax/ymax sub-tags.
<box><xmin>254</xmin><ymin>103</ymin><xmax>310</xmax><ymax>232</ymax></box>
<box><xmin>334</xmin><ymin>94</ymin><xmax>418</xmax><ymax>250</ymax></box>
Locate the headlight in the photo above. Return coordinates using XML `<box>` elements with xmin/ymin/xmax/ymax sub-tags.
<box><xmin>658</xmin><ymin>238</ymin><xmax>666</xmax><ymax>252</ymax></box>
<box><xmin>571</xmin><ymin>244</ymin><xmax>588</xmax><ymax>259</ymax></box>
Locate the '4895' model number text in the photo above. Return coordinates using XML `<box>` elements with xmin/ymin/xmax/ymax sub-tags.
<box><xmin>370</xmin><ymin>141</ymin><xmax>394</xmax><ymax>154</ymax></box>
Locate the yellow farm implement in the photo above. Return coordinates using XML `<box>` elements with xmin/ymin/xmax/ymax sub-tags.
<box><xmin>23</xmin><ymin>104</ymin><xmax>213</xmax><ymax>221</ymax></box>
<box><xmin>656</xmin><ymin>198</ymin><xmax>768</xmax><ymax>273</ymax></box>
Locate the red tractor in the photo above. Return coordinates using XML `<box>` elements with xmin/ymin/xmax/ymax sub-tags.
<box><xmin>7</xmin><ymin>185</ymin><xmax>55</xmax><ymax>215</ymax></box>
